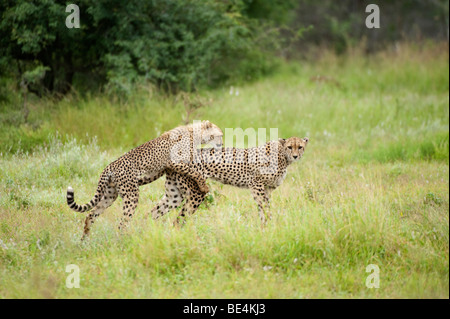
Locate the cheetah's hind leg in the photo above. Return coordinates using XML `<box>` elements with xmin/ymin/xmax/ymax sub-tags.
<box><xmin>81</xmin><ymin>186</ymin><xmax>118</xmax><ymax>240</ymax></box>
<box><xmin>117</xmin><ymin>182</ymin><xmax>140</xmax><ymax>233</ymax></box>
<box><xmin>249</xmin><ymin>180</ymin><xmax>271</xmax><ymax>226</ymax></box>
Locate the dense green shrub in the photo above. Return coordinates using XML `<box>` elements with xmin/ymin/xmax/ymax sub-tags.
<box><xmin>0</xmin><ymin>0</ymin><xmax>297</xmax><ymax>95</ymax></box>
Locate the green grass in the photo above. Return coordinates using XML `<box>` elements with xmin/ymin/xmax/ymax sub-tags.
<box><xmin>0</xmin><ymin>42</ymin><xmax>448</xmax><ymax>298</ymax></box>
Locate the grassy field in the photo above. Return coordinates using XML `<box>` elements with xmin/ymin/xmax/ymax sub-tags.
<box><xmin>0</xmin><ymin>43</ymin><xmax>448</xmax><ymax>298</ymax></box>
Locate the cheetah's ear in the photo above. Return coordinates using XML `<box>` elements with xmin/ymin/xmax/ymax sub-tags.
<box><xmin>303</xmin><ymin>137</ymin><xmax>309</xmax><ymax>144</ymax></box>
<box><xmin>202</xmin><ymin>120</ymin><xmax>212</xmax><ymax>129</ymax></box>
<box><xmin>278</xmin><ymin>138</ymin><xmax>286</xmax><ymax>146</ymax></box>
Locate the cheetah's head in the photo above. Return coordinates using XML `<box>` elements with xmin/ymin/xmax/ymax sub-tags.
<box><xmin>279</xmin><ymin>137</ymin><xmax>309</xmax><ymax>163</ymax></box>
<box><xmin>199</xmin><ymin>120</ymin><xmax>223</xmax><ymax>148</ymax></box>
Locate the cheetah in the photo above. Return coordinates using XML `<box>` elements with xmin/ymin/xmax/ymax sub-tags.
<box><xmin>149</xmin><ymin>136</ymin><xmax>309</xmax><ymax>225</ymax></box>
<box><xmin>66</xmin><ymin>120</ymin><xmax>223</xmax><ymax>239</ymax></box>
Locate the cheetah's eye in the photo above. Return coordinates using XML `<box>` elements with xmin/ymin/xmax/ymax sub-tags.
<box><xmin>287</xmin><ymin>146</ymin><xmax>292</xmax><ymax>150</ymax></box>
<box><xmin>298</xmin><ymin>146</ymin><xmax>303</xmax><ymax>150</ymax></box>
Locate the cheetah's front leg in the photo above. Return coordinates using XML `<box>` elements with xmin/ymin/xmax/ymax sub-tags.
<box><xmin>173</xmin><ymin>188</ymin><xmax>207</xmax><ymax>226</ymax></box>
<box><xmin>263</xmin><ymin>187</ymin><xmax>276</xmax><ymax>221</ymax></box>
<box><xmin>249</xmin><ymin>180</ymin><xmax>271</xmax><ymax>225</ymax></box>
<box><xmin>147</xmin><ymin>174</ymin><xmax>184</xmax><ymax>220</ymax></box>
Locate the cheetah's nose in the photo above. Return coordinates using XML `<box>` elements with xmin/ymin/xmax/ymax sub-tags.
<box><xmin>293</xmin><ymin>155</ymin><xmax>299</xmax><ymax>159</ymax></box>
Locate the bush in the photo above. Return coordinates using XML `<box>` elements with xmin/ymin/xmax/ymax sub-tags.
<box><xmin>0</xmin><ymin>0</ymin><xmax>296</xmax><ymax>95</ymax></box>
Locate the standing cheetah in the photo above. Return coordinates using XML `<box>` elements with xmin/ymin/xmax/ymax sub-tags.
<box><xmin>150</xmin><ymin>136</ymin><xmax>309</xmax><ymax>225</ymax></box>
<box><xmin>66</xmin><ymin>120</ymin><xmax>223</xmax><ymax>239</ymax></box>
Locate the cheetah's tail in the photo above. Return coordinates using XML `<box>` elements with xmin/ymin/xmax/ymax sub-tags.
<box><xmin>67</xmin><ymin>171</ymin><xmax>111</xmax><ymax>213</ymax></box>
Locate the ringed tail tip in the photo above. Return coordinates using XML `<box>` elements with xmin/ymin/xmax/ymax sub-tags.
<box><xmin>67</xmin><ymin>187</ymin><xmax>74</xmax><ymax>200</ymax></box>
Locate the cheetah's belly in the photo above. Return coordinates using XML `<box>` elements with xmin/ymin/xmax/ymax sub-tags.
<box><xmin>208</xmin><ymin>167</ymin><xmax>252</xmax><ymax>188</ymax></box>
<box><xmin>263</xmin><ymin>169</ymin><xmax>287</xmax><ymax>188</ymax></box>
<box><xmin>276</xmin><ymin>170</ymin><xmax>288</xmax><ymax>186</ymax></box>
<box><xmin>211</xmin><ymin>174</ymin><xmax>251</xmax><ymax>188</ymax></box>
<box><xmin>137</xmin><ymin>169</ymin><xmax>165</xmax><ymax>185</ymax></box>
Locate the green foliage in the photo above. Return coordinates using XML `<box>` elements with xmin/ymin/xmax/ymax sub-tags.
<box><xmin>22</xmin><ymin>66</ymin><xmax>51</xmax><ymax>86</ymax></box>
<box><xmin>424</xmin><ymin>192</ymin><xmax>444</xmax><ymax>206</ymax></box>
<box><xmin>238</xmin><ymin>0</ymin><xmax>298</xmax><ymax>24</ymax></box>
<box><xmin>0</xmin><ymin>0</ymin><xmax>82</xmax><ymax>94</ymax></box>
<box><xmin>1</xmin><ymin>0</ymin><xmax>447</xmax><ymax>96</ymax></box>
<box><xmin>96</xmin><ymin>0</ymin><xmax>284</xmax><ymax>94</ymax></box>
<box><xmin>0</xmin><ymin>0</ymin><xmax>292</xmax><ymax>95</ymax></box>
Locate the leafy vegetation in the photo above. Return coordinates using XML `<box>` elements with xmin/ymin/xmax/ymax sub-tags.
<box><xmin>0</xmin><ymin>0</ymin><xmax>298</xmax><ymax>95</ymax></box>
<box><xmin>2</xmin><ymin>0</ymin><xmax>447</xmax><ymax>97</ymax></box>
